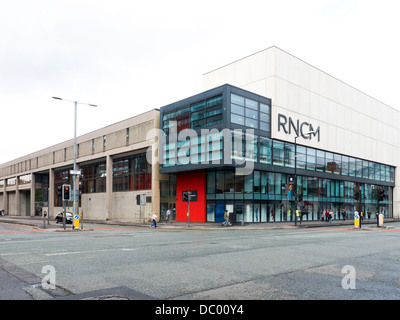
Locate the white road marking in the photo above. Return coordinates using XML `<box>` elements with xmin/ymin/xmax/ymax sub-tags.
<box><xmin>45</xmin><ymin>248</ymin><xmax>137</xmax><ymax>256</ymax></box>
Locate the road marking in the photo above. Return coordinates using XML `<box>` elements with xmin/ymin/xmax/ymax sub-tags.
<box><xmin>0</xmin><ymin>252</ymin><xmax>32</xmax><ymax>256</ymax></box>
<box><xmin>45</xmin><ymin>248</ymin><xmax>137</xmax><ymax>256</ymax></box>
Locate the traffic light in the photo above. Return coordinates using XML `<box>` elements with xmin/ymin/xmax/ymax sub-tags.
<box><xmin>182</xmin><ymin>191</ymin><xmax>188</xmax><ymax>202</ymax></box>
<box><xmin>57</xmin><ymin>186</ymin><xmax>62</xmax><ymax>198</ymax></box>
<box><xmin>379</xmin><ymin>188</ymin><xmax>385</xmax><ymax>202</ymax></box>
<box><xmin>62</xmin><ymin>184</ymin><xmax>71</xmax><ymax>201</ymax></box>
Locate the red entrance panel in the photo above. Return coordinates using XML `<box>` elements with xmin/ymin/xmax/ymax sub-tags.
<box><xmin>176</xmin><ymin>171</ymin><xmax>206</xmax><ymax>223</ymax></box>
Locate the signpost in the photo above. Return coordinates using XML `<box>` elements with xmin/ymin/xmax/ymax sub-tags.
<box><xmin>137</xmin><ymin>194</ymin><xmax>147</xmax><ymax>223</ymax></box>
<box><xmin>182</xmin><ymin>191</ymin><xmax>193</xmax><ymax>227</ymax></box>
<box><xmin>74</xmin><ymin>214</ymin><xmax>80</xmax><ymax>229</ymax></box>
<box><xmin>354</xmin><ymin>210</ymin><xmax>360</xmax><ymax>229</ymax></box>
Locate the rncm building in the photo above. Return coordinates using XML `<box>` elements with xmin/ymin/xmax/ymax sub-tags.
<box><xmin>1</xmin><ymin>46</ymin><xmax>398</xmax><ymax>224</ymax></box>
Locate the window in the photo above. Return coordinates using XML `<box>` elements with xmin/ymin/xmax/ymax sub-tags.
<box><xmin>260</xmin><ymin>137</ymin><xmax>272</xmax><ymax>164</ymax></box>
<box><xmin>362</xmin><ymin>160</ymin><xmax>369</xmax><ymax>179</ymax></box>
<box><xmin>113</xmin><ymin>154</ymin><xmax>151</xmax><ymax>192</ymax></box>
<box><xmin>260</xmin><ymin>103</ymin><xmax>271</xmax><ymax>132</ymax></box>
<box><xmin>316</xmin><ymin>150</ymin><xmax>325</xmax><ymax>172</ymax></box>
<box><xmin>230</xmin><ymin>93</ymin><xmax>271</xmax><ymax>131</ymax></box>
<box><xmin>81</xmin><ymin>162</ymin><xmax>106</xmax><ymax>193</ymax></box>
<box><xmin>356</xmin><ymin>159</ymin><xmax>362</xmax><ymax>178</ymax></box>
<box><xmin>325</xmin><ymin>152</ymin><xmax>334</xmax><ymax>173</ymax></box>
<box><xmin>207</xmin><ymin>171</ymin><xmax>215</xmax><ymax>194</ymax></box>
<box><xmin>272</xmin><ymin>141</ymin><xmax>285</xmax><ymax>166</ymax></box>
<box><xmin>341</xmin><ymin>156</ymin><xmax>349</xmax><ymax>176</ymax></box>
<box><xmin>284</xmin><ymin>143</ymin><xmax>295</xmax><ymax>168</ymax></box>
<box><xmin>334</xmin><ymin>154</ymin><xmax>342</xmax><ymax>174</ymax></box>
<box><xmin>349</xmin><ymin>158</ymin><xmax>356</xmax><ymax>177</ymax></box>
<box><xmin>306</xmin><ymin>147</ymin><xmax>316</xmax><ymax>171</ymax></box>
<box><xmin>296</xmin><ymin>146</ymin><xmax>306</xmax><ymax>170</ymax></box>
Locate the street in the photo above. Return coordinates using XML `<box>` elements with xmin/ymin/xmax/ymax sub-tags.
<box><xmin>1</xmin><ymin>221</ymin><xmax>400</xmax><ymax>301</ymax></box>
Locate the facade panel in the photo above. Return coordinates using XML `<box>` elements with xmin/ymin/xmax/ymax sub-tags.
<box><xmin>203</xmin><ymin>46</ymin><xmax>399</xmax><ymax>219</ymax></box>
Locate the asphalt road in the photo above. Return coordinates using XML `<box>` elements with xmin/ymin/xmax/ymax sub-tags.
<box><xmin>1</xmin><ymin>221</ymin><xmax>400</xmax><ymax>301</ymax></box>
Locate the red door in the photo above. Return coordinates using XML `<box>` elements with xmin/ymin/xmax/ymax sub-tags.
<box><xmin>176</xmin><ymin>171</ymin><xmax>206</xmax><ymax>222</ymax></box>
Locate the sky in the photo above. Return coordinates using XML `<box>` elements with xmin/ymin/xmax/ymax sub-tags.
<box><xmin>1</xmin><ymin>0</ymin><xmax>399</xmax><ymax>165</ymax></box>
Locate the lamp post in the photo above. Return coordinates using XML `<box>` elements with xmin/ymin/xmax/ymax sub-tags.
<box><xmin>52</xmin><ymin>97</ymin><xmax>97</xmax><ymax>229</ymax></box>
<box><xmin>294</xmin><ymin>130</ymin><xmax>316</xmax><ymax>226</ymax></box>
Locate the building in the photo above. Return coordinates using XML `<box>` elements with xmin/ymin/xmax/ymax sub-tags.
<box><xmin>1</xmin><ymin>46</ymin><xmax>398</xmax><ymax>223</ymax></box>
<box><xmin>160</xmin><ymin>46</ymin><xmax>398</xmax><ymax>223</ymax></box>
<box><xmin>0</xmin><ymin>109</ymin><xmax>163</xmax><ymax>222</ymax></box>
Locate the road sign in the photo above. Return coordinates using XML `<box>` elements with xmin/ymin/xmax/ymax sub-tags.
<box><xmin>70</xmin><ymin>170</ymin><xmax>81</xmax><ymax>175</ymax></box>
<box><xmin>354</xmin><ymin>212</ymin><xmax>360</xmax><ymax>228</ymax></box>
<box><xmin>74</xmin><ymin>214</ymin><xmax>79</xmax><ymax>229</ymax></box>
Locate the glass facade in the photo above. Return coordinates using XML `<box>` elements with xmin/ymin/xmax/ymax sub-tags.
<box><xmin>231</xmin><ymin>93</ymin><xmax>270</xmax><ymax>132</ymax></box>
<box><xmin>206</xmin><ymin>169</ymin><xmax>393</xmax><ymax>222</ymax></box>
<box><xmin>159</xmin><ymin>84</ymin><xmax>395</xmax><ymax>223</ymax></box>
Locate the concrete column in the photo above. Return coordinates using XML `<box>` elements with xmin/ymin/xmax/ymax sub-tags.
<box><xmin>30</xmin><ymin>174</ymin><xmax>36</xmax><ymax>217</ymax></box>
<box><xmin>15</xmin><ymin>177</ymin><xmax>20</xmax><ymax>216</ymax></box>
<box><xmin>106</xmin><ymin>155</ymin><xmax>113</xmax><ymax>220</ymax></box>
<box><xmin>2</xmin><ymin>183</ymin><xmax>6</xmax><ymax>213</ymax></box>
<box><xmin>49</xmin><ymin>168</ymin><xmax>54</xmax><ymax>218</ymax></box>
<box><xmin>151</xmin><ymin>146</ymin><xmax>160</xmax><ymax>218</ymax></box>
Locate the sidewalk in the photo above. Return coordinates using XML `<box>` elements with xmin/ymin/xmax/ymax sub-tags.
<box><xmin>1</xmin><ymin>215</ymin><xmax>396</xmax><ymax>231</ymax></box>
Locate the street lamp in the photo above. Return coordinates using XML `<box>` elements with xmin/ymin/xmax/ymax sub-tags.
<box><xmin>294</xmin><ymin>130</ymin><xmax>316</xmax><ymax>226</ymax></box>
<box><xmin>52</xmin><ymin>97</ymin><xmax>97</xmax><ymax>229</ymax></box>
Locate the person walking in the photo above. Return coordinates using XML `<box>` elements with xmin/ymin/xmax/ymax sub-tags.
<box><xmin>150</xmin><ymin>212</ymin><xmax>158</xmax><ymax>229</ymax></box>
<box><xmin>342</xmin><ymin>209</ymin><xmax>346</xmax><ymax>221</ymax></box>
<box><xmin>222</xmin><ymin>210</ymin><xmax>229</xmax><ymax>227</ymax></box>
<box><xmin>296</xmin><ymin>209</ymin><xmax>301</xmax><ymax>225</ymax></box>
<box><xmin>329</xmin><ymin>209</ymin><xmax>333</xmax><ymax>223</ymax></box>
<box><xmin>166</xmin><ymin>208</ymin><xmax>171</xmax><ymax>223</ymax></box>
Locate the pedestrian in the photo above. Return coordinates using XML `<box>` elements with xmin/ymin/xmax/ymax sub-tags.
<box><xmin>150</xmin><ymin>212</ymin><xmax>158</xmax><ymax>228</ymax></box>
<box><xmin>296</xmin><ymin>209</ymin><xmax>301</xmax><ymax>225</ymax></box>
<box><xmin>222</xmin><ymin>210</ymin><xmax>229</xmax><ymax>227</ymax></box>
<box><xmin>329</xmin><ymin>209</ymin><xmax>333</xmax><ymax>223</ymax></box>
<box><xmin>166</xmin><ymin>208</ymin><xmax>171</xmax><ymax>223</ymax></box>
<box><xmin>325</xmin><ymin>210</ymin><xmax>329</xmax><ymax>222</ymax></box>
<box><xmin>342</xmin><ymin>209</ymin><xmax>346</xmax><ymax>220</ymax></box>
<box><xmin>367</xmin><ymin>210</ymin><xmax>371</xmax><ymax>220</ymax></box>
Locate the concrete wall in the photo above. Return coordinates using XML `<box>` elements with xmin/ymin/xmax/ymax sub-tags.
<box><xmin>0</xmin><ymin>109</ymin><xmax>161</xmax><ymax>221</ymax></box>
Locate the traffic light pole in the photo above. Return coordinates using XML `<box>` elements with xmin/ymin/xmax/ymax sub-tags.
<box><xmin>52</xmin><ymin>97</ymin><xmax>97</xmax><ymax>231</ymax></box>
<box><xmin>63</xmin><ymin>201</ymin><xmax>66</xmax><ymax>230</ymax></box>
<box><xmin>294</xmin><ymin>136</ymin><xmax>298</xmax><ymax>226</ymax></box>
<box><xmin>187</xmin><ymin>191</ymin><xmax>191</xmax><ymax>227</ymax></box>
<box><xmin>73</xmin><ymin>100</ymin><xmax>78</xmax><ymax>230</ymax></box>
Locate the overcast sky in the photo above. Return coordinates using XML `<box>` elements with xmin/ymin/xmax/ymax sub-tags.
<box><xmin>1</xmin><ymin>0</ymin><xmax>399</xmax><ymax>165</ymax></box>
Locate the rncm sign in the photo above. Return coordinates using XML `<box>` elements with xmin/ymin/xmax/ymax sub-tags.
<box><xmin>278</xmin><ymin>114</ymin><xmax>320</xmax><ymax>142</ymax></box>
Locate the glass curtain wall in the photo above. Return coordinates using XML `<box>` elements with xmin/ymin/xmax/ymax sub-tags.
<box><xmin>206</xmin><ymin>169</ymin><xmax>393</xmax><ymax>223</ymax></box>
